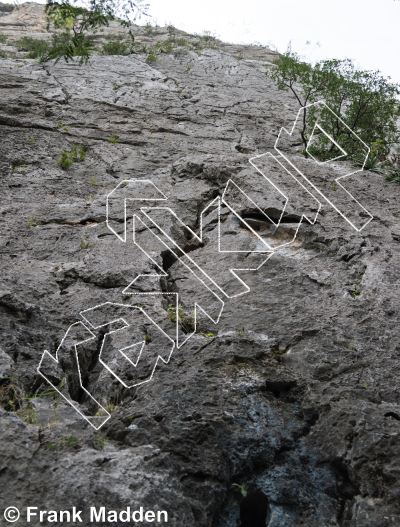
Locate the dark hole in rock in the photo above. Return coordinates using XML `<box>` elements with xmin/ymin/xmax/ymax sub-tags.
<box><xmin>242</xmin><ymin>212</ymin><xmax>301</xmax><ymax>225</ymax></box>
<box><xmin>161</xmin><ymin>243</ymin><xmax>201</xmax><ymax>272</ymax></box>
<box><xmin>264</xmin><ymin>379</ymin><xmax>296</xmax><ymax>398</ymax></box>
<box><xmin>161</xmin><ymin>249</ymin><xmax>178</xmax><ymax>272</ymax></box>
<box><xmin>239</xmin><ymin>491</ymin><xmax>269</xmax><ymax>527</ymax></box>
<box><xmin>330</xmin><ymin>460</ymin><xmax>360</xmax><ymax>501</ymax></box>
<box><xmin>235</xmin><ymin>145</ymin><xmax>253</xmax><ymax>154</ymax></box>
<box><xmin>384</xmin><ymin>412</ymin><xmax>400</xmax><ymax>421</ymax></box>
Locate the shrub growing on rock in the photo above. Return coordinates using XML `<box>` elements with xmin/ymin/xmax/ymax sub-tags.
<box><xmin>48</xmin><ymin>30</ymin><xmax>95</xmax><ymax>63</ymax></box>
<box><xmin>57</xmin><ymin>145</ymin><xmax>86</xmax><ymax>170</ymax></box>
<box><xmin>44</xmin><ymin>0</ymin><xmax>149</xmax><ymax>64</ymax></box>
<box><xmin>146</xmin><ymin>52</ymin><xmax>157</xmax><ymax>63</ymax></box>
<box><xmin>385</xmin><ymin>146</ymin><xmax>400</xmax><ymax>183</ymax></box>
<box><xmin>16</xmin><ymin>37</ymin><xmax>49</xmax><ymax>58</ymax></box>
<box><xmin>100</xmin><ymin>32</ymin><xmax>135</xmax><ymax>55</ymax></box>
<box><xmin>267</xmin><ymin>46</ymin><xmax>400</xmax><ymax>160</ymax></box>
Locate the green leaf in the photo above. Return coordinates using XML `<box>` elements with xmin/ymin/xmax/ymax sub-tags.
<box><xmin>266</xmin><ymin>47</ymin><xmax>400</xmax><ymax>157</ymax></box>
<box><xmin>231</xmin><ymin>483</ymin><xmax>248</xmax><ymax>498</ymax></box>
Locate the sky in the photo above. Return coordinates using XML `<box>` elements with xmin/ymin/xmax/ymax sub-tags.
<box><xmin>2</xmin><ymin>0</ymin><xmax>400</xmax><ymax>84</ymax></box>
<box><xmin>140</xmin><ymin>0</ymin><xmax>400</xmax><ymax>85</ymax></box>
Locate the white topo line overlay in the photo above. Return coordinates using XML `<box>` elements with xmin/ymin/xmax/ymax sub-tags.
<box><xmin>273</xmin><ymin>101</ymin><xmax>373</xmax><ymax>232</ymax></box>
<box><xmin>37</xmin><ymin>103</ymin><xmax>372</xmax><ymax>428</ymax></box>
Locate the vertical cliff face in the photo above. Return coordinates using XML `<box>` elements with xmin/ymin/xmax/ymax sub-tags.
<box><xmin>1</xmin><ymin>4</ymin><xmax>400</xmax><ymax>526</ymax></box>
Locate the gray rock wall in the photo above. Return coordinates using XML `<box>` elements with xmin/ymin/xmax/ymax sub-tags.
<box><xmin>0</xmin><ymin>4</ymin><xmax>400</xmax><ymax>526</ymax></box>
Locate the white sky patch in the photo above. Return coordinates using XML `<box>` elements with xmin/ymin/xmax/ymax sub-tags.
<box><xmin>1</xmin><ymin>0</ymin><xmax>399</xmax><ymax>84</ymax></box>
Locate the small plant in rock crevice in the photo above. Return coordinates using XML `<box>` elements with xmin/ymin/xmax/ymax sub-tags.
<box><xmin>0</xmin><ymin>377</ymin><xmax>67</xmax><ymax>427</ymax></box>
<box><xmin>27</xmin><ymin>217</ymin><xmax>38</xmax><ymax>227</ymax></box>
<box><xmin>231</xmin><ymin>483</ymin><xmax>248</xmax><ymax>498</ymax></box>
<box><xmin>19</xmin><ymin>406</ymin><xmax>39</xmax><ymax>425</ymax></box>
<box><xmin>385</xmin><ymin>146</ymin><xmax>400</xmax><ymax>184</ymax></box>
<box><xmin>96</xmin><ymin>399</ymin><xmax>120</xmax><ymax>417</ymax></box>
<box><xmin>166</xmin><ymin>304</ymin><xmax>196</xmax><ymax>333</ymax></box>
<box><xmin>0</xmin><ymin>377</ymin><xmax>25</xmax><ymax>412</ymax></box>
<box><xmin>343</xmin><ymin>341</ymin><xmax>358</xmax><ymax>351</ymax></box>
<box><xmin>47</xmin><ymin>434</ymin><xmax>79</xmax><ymax>450</ymax></box>
<box><xmin>274</xmin><ymin>350</ymin><xmax>283</xmax><ymax>362</ymax></box>
<box><xmin>146</xmin><ymin>52</ymin><xmax>157</xmax><ymax>63</ymax></box>
<box><xmin>351</xmin><ymin>152</ymin><xmax>386</xmax><ymax>173</ymax></box>
<box><xmin>93</xmin><ymin>434</ymin><xmax>109</xmax><ymax>450</ymax></box>
<box><xmin>57</xmin><ymin>145</ymin><xmax>86</xmax><ymax>170</ymax></box>
<box><xmin>56</xmin><ymin>122</ymin><xmax>69</xmax><ymax>131</ymax></box>
<box><xmin>386</xmin><ymin>170</ymin><xmax>400</xmax><ymax>184</ymax></box>
<box><xmin>167</xmin><ymin>304</ymin><xmax>185</xmax><ymax>322</ymax></box>
<box><xmin>58</xmin><ymin>151</ymin><xmax>73</xmax><ymax>169</ymax></box>
<box><xmin>80</xmin><ymin>236</ymin><xmax>90</xmax><ymax>250</ymax></box>
<box><xmin>143</xmin><ymin>22</ymin><xmax>154</xmax><ymax>36</ymax></box>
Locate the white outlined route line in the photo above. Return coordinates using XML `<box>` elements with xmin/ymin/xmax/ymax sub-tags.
<box><xmin>144</xmin><ymin>181</ymin><xmax>273</xmax><ymax>253</ymax></box>
<box><xmin>129</xmin><ymin>214</ymin><xmax>225</xmax><ymax>347</ymax></box>
<box><xmin>307</xmin><ymin>122</ymin><xmax>347</xmax><ymax>163</ymax></box>
<box><xmin>38</xmin><ymin>100</ymin><xmax>375</xmax><ymax>429</ymax></box>
<box><xmin>37</xmin><ymin>301</ymin><xmax>175</xmax><ymax>430</ymax></box>
<box><xmin>141</xmin><ymin>198</ymin><xmax>268</xmax><ymax>255</ymax></box>
<box><xmin>245</xmin><ymin>154</ymin><xmax>321</xmax><ymax>249</ymax></box>
<box><xmin>37</xmin><ymin>321</ymin><xmax>112</xmax><ymax>430</ymax></box>
<box><xmin>274</xmin><ymin>101</ymin><xmax>373</xmax><ymax>232</ymax></box>
<box><xmin>221</xmin><ymin>180</ymin><xmax>275</xmax><ymax>251</ymax></box>
<box><xmin>142</xmin><ymin>200</ymin><xmax>274</xmax><ymax>299</ymax></box>
<box><xmin>118</xmin><ymin>341</ymin><xmax>146</xmax><ymax>368</ymax></box>
<box><xmin>81</xmin><ymin>302</ymin><xmax>175</xmax><ymax>389</ymax></box>
<box><xmin>137</xmin><ymin>207</ymin><xmax>202</xmax><ymax>245</ymax></box>
<box><xmin>248</xmin><ymin>153</ymin><xmax>321</xmax><ymax>226</ymax></box>
<box><xmin>106</xmin><ymin>179</ymin><xmax>168</xmax><ymax>242</ymax></box>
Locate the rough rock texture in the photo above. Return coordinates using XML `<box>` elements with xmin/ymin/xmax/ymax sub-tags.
<box><xmin>0</xmin><ymin>2</ymin><xmax>279</xmax><ymax>62</ymax></box>
<box><xmin>1</xmin><ymin>4</ymin><xmax>400</xmax><ymax>527</ymax></box>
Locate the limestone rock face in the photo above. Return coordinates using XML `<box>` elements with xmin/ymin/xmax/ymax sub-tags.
<box><xmin>1</xmin><ymin>5</ymin><xmax>400</xmax><ymax>527</ymax></box>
